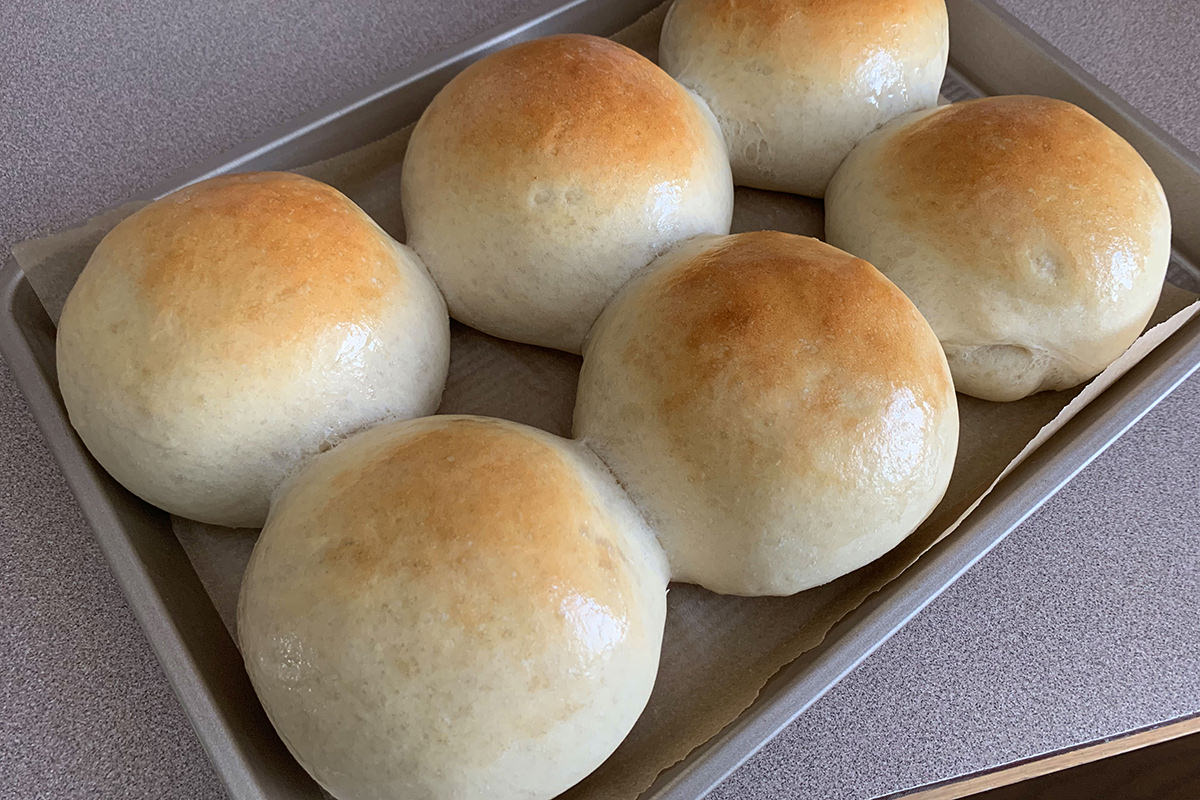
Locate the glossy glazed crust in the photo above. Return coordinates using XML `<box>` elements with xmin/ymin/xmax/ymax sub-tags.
<box><xmin>826</xmin><ymin>95</ymin><xmax>1172</xmax><ymax>401</ymax></box>
<box><xmin>102</xmin><ymin>172</ymin><xmax>403</xmax><ymax>349</ymax></box>
<box><xmin>659</xmin><ymin>0</ymin><xmax>948</xmax><ymax>196</ymax></box>
<box><xmin>412</xmin><ymin>34</ymin><xmax>710</xmax><ymax>188</ymax></box>
<box><xmin>238</xmin><ymin>416</ymin><xmax>668</xmax><ymax>800</ymax></box>
<box><xmin>56</xmin><ymin>172</ymin><xmax>450</xmax><ymax>527</ymax></box>
<box><xmin>575</xmin><ymin>231</ymin><xmax>959</xmax><ymax>595</ymax></box>
<box><xmin>402</xmin><ymin>34</ymin><xmax>733</xmax><ymax>353</ymax></box>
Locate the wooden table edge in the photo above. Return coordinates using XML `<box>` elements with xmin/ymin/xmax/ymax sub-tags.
<box><xmin>884</xmin><ymin>712</ymin><xmax>1200</xmax><ymax>800</ymax></box>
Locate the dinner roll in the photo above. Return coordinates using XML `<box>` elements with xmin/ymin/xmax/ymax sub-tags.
<box><xmin>659</xmin><ymin>0</ymin><xmax>948</xmax><ymax>197</ymax></box>
<box><xmin>574</xmin><ymin>231</ymin><xmax>958</xmax><ymax>596</ymax></box>
<box><xmin>402</xmin><ymin>34</ymin><xmax>733</xmax><ymax>353</ymax></box>
<box><xmin>825</xmin><ymin>95</ymin><xmax>1172</xmax><ymax>401</ymax></box>
<box><xmin>238</xmin><ymin>415</ymin><xmax>669</xmax><ymax>800</ymax></box>
<box><xmin>57</xmin><ymin>172</ymin><xmax>450</xmax><ymax>528</ymax></box>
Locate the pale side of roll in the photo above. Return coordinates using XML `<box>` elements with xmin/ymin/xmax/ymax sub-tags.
<box><xmin>56</xmin><ymin>172</ymin><xmax>450</xmax><ymax>528</ymax></box>
<box><xmin>402</xmin><ymin>33</ymin><xmax>734</xmax><ymax>353</ymax></box>
<box><xmin>659</xmin><ymin>0</ymin><xmax>948</xmax><ymax>198</ymax></box>
<box><xmin>238</xmin><ymin>415</ymin><xmax>669</xmax><ymax>800</ymax></box>
<box><xmin>574</xmin><ymin>231</ymin><xmax>959</xmax><ymax>596</ymax></box>
<box><xmin>825</xmin><ymin>95</ymin><xmax>1172</xmax><ymax>401</ymax></box>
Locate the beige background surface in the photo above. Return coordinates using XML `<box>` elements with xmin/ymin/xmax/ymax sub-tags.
<box><xmin>1</xmin><ymin>1</ymin><xmax>1197</xmax><ymax>799</ymax></box>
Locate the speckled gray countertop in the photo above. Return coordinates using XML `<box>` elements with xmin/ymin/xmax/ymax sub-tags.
<box><xmin>1</xmin><ymin>2</ymin><xmax>1197</xmax><ymax>798</ymax></box>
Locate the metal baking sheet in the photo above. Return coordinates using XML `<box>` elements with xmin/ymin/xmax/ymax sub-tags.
<box><xmin>2</xmin><ymin>1</ymin><xmax>1198</xmax><ymax>799</ymax></box>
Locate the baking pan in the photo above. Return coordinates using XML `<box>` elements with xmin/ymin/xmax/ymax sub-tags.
<box><xmin>2</xmin><ymin>1</ymin><xmax>1199</xmax><ymax>799</ymax></box>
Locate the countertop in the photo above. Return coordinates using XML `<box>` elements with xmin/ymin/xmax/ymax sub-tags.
<box><xmin>1</xmin><ymin>1</ymin><xmax>1197</xmax><ymax>798</ymax></box>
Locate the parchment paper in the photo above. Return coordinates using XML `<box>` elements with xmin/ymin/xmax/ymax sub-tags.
<box><xmin>12</xmin><ymin>5</ymin><xmax>1200</xmax><ymax>799</ymax></box>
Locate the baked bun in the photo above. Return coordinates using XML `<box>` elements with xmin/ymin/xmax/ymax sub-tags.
<box><xmin>238</xmin><ymin>415</ymin><xmax>669</xmax><ymax>800</ymax></box>
<box><xmin>57</xmin><ymin>172</ymin><xmax>450</xmax><ymax>528</ymax></box>
<box><xmin>659</xmin><ymin>0</ymin><xmax>948</xmax><ymax>197</ymax></box>
<box><xmin>825</xmin><ymin>95</ymin><xmax>1172</xmax><ymax>401</ymax></box>
<box><xmin>401</xmin><ymin>33</ymin><xmax>734</xmax><ymax>353</ymax></box>
<box><xmin>574</xmin><ymin>231</ymin><xmax>958</xmax><ymax>596</ymax></box>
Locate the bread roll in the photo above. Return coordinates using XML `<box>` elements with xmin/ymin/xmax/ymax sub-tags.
<box><xmin>401</xmin><ymin>34</ymin><xmax>733</xmax><ymax>353</ymax></box>
<box><xmin>825</xmin><ymin>95</ymin><xmax>1172</xmax><ymax>401</ymax></box>
<box><xmin>659</xmin><ymin>0</ymin><xmax>948</xmax><ymax>197</ymax></box>
<box><xmin>238</xmin><ymin>415</ymin><xmax>669</xmax><ymax>800</ymax></box>
<box><xmin>57</xmin><ymin>172</ymin><xmax>450</xmax><ymax>528</ymax></box>
<box><xmin>574</xmin><ymin>231</ymin><xmax>958</xmax><ymax>596</ymax></box>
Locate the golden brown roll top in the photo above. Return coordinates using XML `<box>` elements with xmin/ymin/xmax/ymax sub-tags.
<box><xmin>57</xmin><ymin>171</ymin><xmax>450</xmax><ymax>527</ymax></box>
<box><xmin>402</xmin><ymin>34</ymin><xmax>733</xmax><ymax>353</ymax></box>
<box><xmin>660</xmin><ymin>0</ymin><xmax>948</xmax><ymax>196</ymax></box>
<box><xmin>238</xmin><ymin>415</ymin><xmax>669</xmax><ymax>800</ymax></box>
<box><xmin>575</xmin><ymin>231</ymin><xmax>958</xmax><ymax>596</ymax></box>
<box><xmin>826</xmin><ymin>95</ymin><xmax>1172</xmax><ymax>401</ymax></box>
<box><xmin>665</xmin><ymin>0</ymin><xmax>947</xmax><ymax>79</ymax></box>
<box><xmin>419</xmin><ymin>33</ymin><xmax>711</xmax><ymax>189</ymax></box>
<box><xmin>123</xmin><ymin>172</ymin><xmax>403</xmax><ymax>349</ymax></box>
